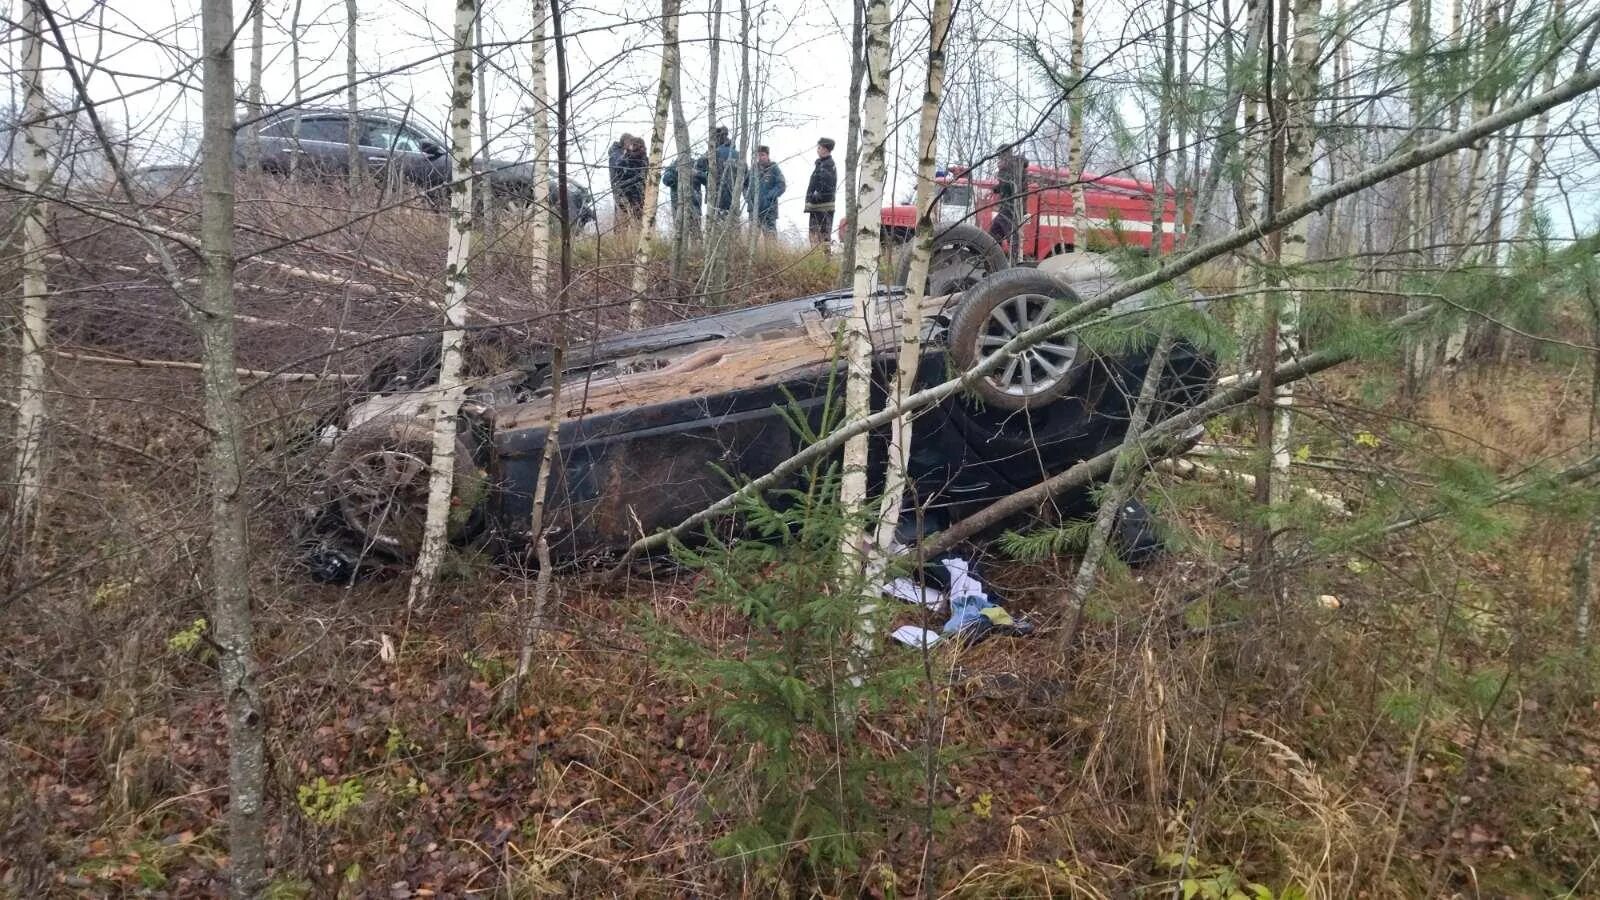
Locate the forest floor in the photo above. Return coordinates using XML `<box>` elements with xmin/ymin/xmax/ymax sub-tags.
<box><xmin>3</xmin><ymin>188</ymin><xmax>1599</xmax><ymax>898</ymax></box>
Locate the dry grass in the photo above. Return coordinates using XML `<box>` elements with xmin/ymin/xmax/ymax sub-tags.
<box><xmin>4</xmin><ymin>180</ymin><xmax>1600</xmax><ymax>895</ymax></box>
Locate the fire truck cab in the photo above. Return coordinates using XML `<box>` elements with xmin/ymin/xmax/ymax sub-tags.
<box><xmin>852</xmin><ymin>165</ymin><xmax>1188</xmax><ymax>260</ymax></box>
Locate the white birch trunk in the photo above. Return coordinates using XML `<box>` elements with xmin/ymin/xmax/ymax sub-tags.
<box><xmin>406</xmin><ymin>0</ymin><xmax>477</xmax><ymax>610</ymax></box>
<box><xmin>1406</xmin><ymin>0</ymin><xmax>1432</xmax><ymax>388</ymax></box>
<box><xmin>198</xmin><ymin>0</ymin><xmax>268</xmax><ymax>889</ymax></box>
<box><xmin>837</xmin><ymin>0</ymin><xmax>866</xmax><ymax>286</ymax></box>
<box><xmin>1069</xmin><ymin>0</ymin><xmax>1087</xmax><ymax>249</ymax></box>
<box><xmin>872</xmin><ymin>0</ymin><xmax>952</xmax><ymax>557</ymax></box>
<box><xmin>839</xmin><ymin>0</ymin><xmax>891</xmax><ymax>569</ymax></box>
<box><xmin>628</xmin><ymin>0</ymin><xmax>679</xmax><ymax>328</ymax></box>
<box><xmin>11</xmin><ymin>0</ymin><xmax>51</xmax><ymax>563</ymax></box>
<box><xmin>528</xmin><ymin>0</ymin><xmax>552</xmax><ymax>292</ymax></box>
<box><xmin>1274</xmin><ymin>0</ymin><xmax>1322</xmax><ymax>504</ymax></box>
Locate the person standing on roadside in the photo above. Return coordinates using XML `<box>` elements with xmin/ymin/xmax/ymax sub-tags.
<box><xmin>695</xmin><ymin>125</ymin><xmax>742</xmax><ymax>221</ymax></box>
<box><xmin>748</xmin><ymin>145</ymin><xmax>786</xmax><ymax>234</ymax></box>
<box><xmin>989</xmin><ymin>143</ymin><xmax>1028</xmax><ymax>261</ymax></box>
<box><xmin>610</xmin><ymin>133</ymin><xmax>647</xmax><ymax>227</ymax></box>
<box><xmin>804</xmin><ymin>137</ymin><xmax>837</xmax><ymax>248</ymax></box>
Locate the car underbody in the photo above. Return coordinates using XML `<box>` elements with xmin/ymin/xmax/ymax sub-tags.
<box><xmin>301</xmin><ymin>243</ymin><xmax>1216</xmax><ymax>578</ymax></box>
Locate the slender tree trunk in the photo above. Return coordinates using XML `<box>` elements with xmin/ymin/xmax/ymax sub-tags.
<box><xmin>1574</xmin><ymin>507</ymin><xmax>1600</xmax><ymax>650</ymax></box>
<box><xmin>1273</xmin><ymin>0</ymin><xmax>1322</xmax><ymax>508</ymax></box>
<box><xmin>528</xmin><ymin>0</ymin><xmax>551</xmax><ymax>293</ymax></box>
<box><xmin>1251</xmin><ymin>0</ymin><xmax>1287</xmax><ymax>596</ymax></box>
<box><xmin>839</xmin><ymin>0</ymin><xmax>891</xmax><ymax>568</ymax></box>
<box><xmin>1443</xmin><ymin>0</ymin><xmax>1504</xmax><ymax>366</ymax></box>
<box><xmin>1518</xmin><ymin>0</ymin><xmax>1562</xmax><ymax>239</ymax></box>
<box><xmin>1151</xmin><ymin>0</ymin><xmax>1176</xmax><ymax>242</ymax></box>
<box><xmin>289</xmin><ymin>0</ymin><xmax>303</xmax><ymax>176</ymax></box>
<box><xmin>1068</xmin><ymin>0</ymin><xmax>1087</xmax><ymax>249</ymax></box>
<box><xmin>345</xmin><ymin>0</ymin><xmax>359</xmax><ymax>192</ymax></box>
<box><xmin>1192</xmin><ymin>0</ymin><xmax>1267</xmax><ymax>246</ymax></box>
<box><xmin>1063</xmin><ymin>335</ymin><xmax>1173</xmax><ymax>626</ymax></box>
<box><xmin>517</xmin><ymin>0</ymin><xmax>575</xmax><ymax>673</ymax></box>
<box><xmin>10</xmin><ymin>0</ymin><xmax>51</xmax><ymax>571</ymax></box>
<box><xmin>746</xmin><ymin>30</ymin><xmax>766</xmax><ymax>261</ymax></box>
<box><xmin>1405</xmin><ymin>0</ymin><xmax>1431</xmax><ymax>393</ymax></box>
<box><xmin>702</xmin><ymin>0</ymin><xmax>725</xmax><ymax>301</ymax></box>
<box><xmin>873</xmin><ymin>0</ymin><xmax>952</xmax><ymax>556</ymax></box>
<box><xmin>406</xmin><ymin>0</ymin><xmax>477</xmax><ymax>610</ymax></box>
<box><xmin>837</xmin><ymin>0</ymin><xmax>866</xmax><ymax>287</ymax></box>
<box><xmin>476</xmin><ymin>11</ymin><xmax>491</xmax><ymax>239</ymax></box>
<box><xmin>725</xmin><ymin>0</ymin><xmax>752</xmax><ymax>268</ymax></box>
<box><xmin>628</xmin><ymin>0</ymin><xmax>679</xmax><ymax>328</ymax></box>
<box><xmin>199</xmin><ymin>0</ymin><xmax>267</xmax><ymax>889</ymax></box>
<box><xmin>243</xmin><ymin>0</ymin><xmax>265</xmax><ymax>173</ymax></box>
<box><xmin>669</xmin><ymin>17</ymin><xmax>695</xmax><ymax>280</ymax></box>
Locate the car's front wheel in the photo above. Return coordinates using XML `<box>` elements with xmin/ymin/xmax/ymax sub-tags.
<box><xmin>947</xmin><ymin>268</ymin><xmax>1086</xmax><ymax>411</ymax></box>
<box><xmin>324</xmin><ymin>419</ymin><xmax>483</xmax><ymax>560</ymax></box>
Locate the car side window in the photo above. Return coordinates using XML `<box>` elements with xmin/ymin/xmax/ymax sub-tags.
<box><xmin>297</xmin><ymin>117</ymin><xmax>351</xmax><ymax>143</ymax></box>
<box><xmin>363</xmin><ymin>121</ymin><xmax>425</xmax><ymax>153</ymax></box>
<box><xmin>261</xmin><ymin>118</ymin><xmax>294</xmax><ymax>138</ymax></box>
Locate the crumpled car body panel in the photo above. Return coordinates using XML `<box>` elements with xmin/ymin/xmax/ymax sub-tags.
<box><xmin>307</xmin><ymin>273</ymin><xmax>1216</xmax><ymax>570</ymax></box>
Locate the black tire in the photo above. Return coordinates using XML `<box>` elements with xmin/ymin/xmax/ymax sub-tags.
<box><xmin>324</xmin><ymin>419</ymin><xmax>484</xmax><ymax>560</ymax></box>
<box><xmin>893</xmin><ymin>222</ymin><xmax>1009</xmax><ymax>297</ymax></box>
<box><xmin>947</xmin><ymin>268</ymin><xmax>1086</xmax><ymax>411</ymax></box>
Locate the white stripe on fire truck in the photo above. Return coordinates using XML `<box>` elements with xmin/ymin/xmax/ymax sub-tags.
<box><xmin>1034</xmin><ymin>215</ymin><xmax>1178</xmax><ymax>233</ymax></box>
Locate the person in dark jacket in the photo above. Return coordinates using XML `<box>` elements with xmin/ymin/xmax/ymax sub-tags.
<box><xmin>804</xmin><ymin>137</ymin><xmax>837</xmax><ymax>248</ymax></box>
<box><xmin>989</xmin><ymin>144</ymin><xmax>1027</xmax><ymax>261</ymax></box>
<box><xmin>694</xmin><ymin>125</ymin><xmax>742</xmax><ymax>218</ymax></box>
<box><xmin>662</xmin><ymin>150</ymin><xmax>702</xmax><ymax>232</ymax></box>
<box><xmin>747</xmin><ymin>145</ymin><xmax>786</xmax><ymax>233</ymax></box>
<box><xmin>609</xmin><ymin>133</ymin><xmax>647</xmax><ymax>226</ymax></box>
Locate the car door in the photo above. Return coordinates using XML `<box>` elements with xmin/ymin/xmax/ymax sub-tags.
<box><xmin>289</xmin><ymin>116</ymin><xmax>358</xmax><ymax>177</ymax></box>
<box><xmin>361</xmin><ymin>119</ymin><xmax>446</xmax><ymax>196</ymax></box>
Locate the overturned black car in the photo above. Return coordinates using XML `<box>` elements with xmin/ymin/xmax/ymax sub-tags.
<box><xmin>302</xmin><ymin>232</ymin><xmax>1215</xmax><ymax>576</ymax></box>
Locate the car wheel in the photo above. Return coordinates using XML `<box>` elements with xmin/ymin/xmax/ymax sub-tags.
<box><xmin>324</xmin><ymin>419</ymin><xmax>482</xmax><ymax>560</ymax></box>
<box><xmin>947</xmin><ymin>268</ymin><xmax>1085</xmax><ymax>411</ymax></box>
<box><xmin>894</xmin><ymin>222</ymin><xmax>1009</xmax><ymax>297</ymax></box>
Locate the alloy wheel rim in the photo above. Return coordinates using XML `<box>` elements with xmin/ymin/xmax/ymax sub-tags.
<box><xmin>975</xmin><ymin>292</ymin><xmax>1079</xmax><ymax>397</ymax></box>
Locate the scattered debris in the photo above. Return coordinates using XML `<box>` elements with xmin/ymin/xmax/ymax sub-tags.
<box><xmin>881</xmin><ymin>555</ymin><xmax>1035</xmax><ymax>649</ymax></box>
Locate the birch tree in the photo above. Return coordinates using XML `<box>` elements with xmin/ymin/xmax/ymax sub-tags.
<box><xmin>289</xmin><ymin>0</ymin><xmax>304</xmax><ymax>176</ymax></box>
<box><xmin>528</xmin><ymin>0</ymin><xmax>552</xmax><ymax>291</ymax></box>
<box><xmin>873</xmin><ymin>0</ymin><xmax>952</xmax><ymax>556</ymax></box>
<box><xmin>346</xmin><ymin>0</ymin><xmax>360</xmax><ymax>192</ymax></box>
<box><xmin>199</xmin><ymin>0</ymin><xmax>268</xmax><ymax>887</ymax></box>
<box><xmin>628</xmin><ymin>0</ymin><xmax>679</xmax><ymax>329</ymax></box>
<box><xmin>837</xmin><ymin>0</ymin><xmax>866</xmax><ymax>287</ymax></box>
<box><xmin>405</xmin><ymin>0</ymin><xmax>477</xmax><ymax>609</ymax></box>
<box><xmin>10</xmin><ymin>0</ymin><xmax>52</xmax><ymax>568</ymax></box>
<box><xmin>513</xmin><ymin>0</ymin><xmax>574</xmax><ymax>689</ymax></box>
<box><xmin>1068</xmin><ymin>0</ymin><xmax>1087</xmax><ymax>249</ymax></box>
<box><xmin>1271</xmin><ymin>0</ymin><xmax>1323</xmax><ymax>506</ymax></box>
<box><xmin>838</xmin><ymin>0</ymin><xmax>890</xmax><ymax>565</ymax></box>
<box><xmin>243</xmin><ymin>0</ymin><xmax>265</xmax><ymax>173</ymax></box>
<box><xmin>668</xmin><ymin>29</ymin><xmax>695</xmax><ymax>279</ymax></box>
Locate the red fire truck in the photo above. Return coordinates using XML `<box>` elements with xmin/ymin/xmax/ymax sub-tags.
<box><xmin>846</xmin><ymin>165</ymin><xmax>1189</xmax><ymax>260</ymax></box>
